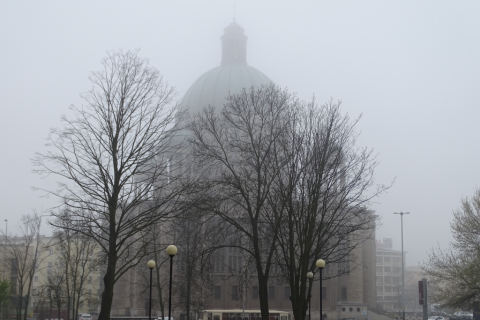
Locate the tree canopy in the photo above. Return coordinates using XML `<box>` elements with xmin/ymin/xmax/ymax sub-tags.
<box><xmin>423</xmin><ymin>188</ymin><xmax>480</xmax><ymax>309</ymax></box>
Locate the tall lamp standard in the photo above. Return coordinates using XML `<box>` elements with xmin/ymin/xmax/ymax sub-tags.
<box><xmin>394</xmin><ymin>212</ymin><xmax>409</xmax><ymax>320</ymax></box>
<box><xmin>166</xmin><ymin>245</ymin><xmax>178</xmax><ymax>320</ymax></box>
<box><xmin>147</xmin><ymin>260</ymin><xmax>156</xmax><ymax>320</ymax></box>
<box><xmin>307</xmin><ymin>272</ymin><xmax>314</xmax><ymax>320</ymax></box>
<box><xmin>316</xmin><ymin>259</ymin><xmax>325</xmax><ymax>320</ymax></box>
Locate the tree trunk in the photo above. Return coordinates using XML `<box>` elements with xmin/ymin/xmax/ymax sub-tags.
<box><xmin>257</xmin><ymin>278</ymin><xmax>270</xmax><ymax>320</ymax></box>
<box><xmin>98</xmin><ymin>238</ymin><xmax>117</xmax><ymax>320</ymax></box>
<box><xmin>185</xmin><ymin>269</ymin><xmax>191</xmax><ymax>320</ymax></box>
<box><xmin>154</xmin><ymin>260</ymin><xmax>165</xmax><ymax>320</ymax></box>
<box><xmin>57</xmin><ymin>298</ymin><xmax>61</xmax><ymax>320</ymax></box>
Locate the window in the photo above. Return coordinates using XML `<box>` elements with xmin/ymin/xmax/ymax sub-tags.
<box><xmin>180</xmin><ymin>284</ymin><xmax>186</xmax><ymax>300</ymax></box>
<box><xmin>34</xmin><ymin>276</ymin><xmax>38</xmax><ymax>283</ymax></box>
<box><xmin>49</xmin><ymin>248</ymin><xmax>53</xmax><ymax>255</ymax></box>
<box><xmin>384</xmin><ymin>257</ymin><xmax>390</xmax><ymax>262</ymax></box>
<box><xmin>376</xmin><ymin>286</ymin><xmax>383</xmax><ymax>293</ymax></box>
<box><xmin>325</xmin><ymin>263</ymin><xmax>331</xmax><ymax>275</ymax></box>
<box><xmin>214</xmin><ymin>286</ymin><xmax>221</xmax><ymax>299</ymax></box>
<box><xmin>211</xmin><ymin>254</ymin><xmax>225</xmax><ymax>273</ymax></box>
<box><xmin>252</xmin><ymin>286</ymin><xmax>259</xmax><ymax>299</ymax></box>
<box><xmin>232</xmin><ymin>286</ymin><xmax>238</xmax><ymax>300</ymax></box>
<box><xmin>384</xmin><ymin>266</ymin><xmax>391</xmax><ymax>272</ymax></box>
<box><xmin>284</xmin><ymin>286</ymin><xmax>291</xmax><ymax>300</ymax></box>
<box><xmin>11</xmin><ymin>258</ymin><xmax>18</xmax><ymax>274</ymax></box>
<box><xmin>341</xmin><ymin>287</ymin><xmax>347</xmax><ymax>301</ymax></box>
<box><xmin>322</xmin><ymin>287</ymin><xmax>327</xmax><ymax>300</ymax></box>
<box><xmin>385</xmin><ymin>286</ymin><xmax>392</xmax><ymax>292</ymax></box>
<box><xmin>268</xmin><ymin>286</ymin><xmax>275</xmax><ymax>300</ymax></box>
<box><xmin>228</xmin><ymin>256</ymin><xmax>237</xmax><ymax>272</ymax></box>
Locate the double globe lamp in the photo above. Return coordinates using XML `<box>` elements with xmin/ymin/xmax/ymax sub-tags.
<box><xmin>147</xmin><ymin>245</ymin><xmax>178</xmax><ymax>320</ymax></box>
<box><xmin>148</xmin><ymin>250</ymin><xmax>324</xmax><ymax>320</ymax></box>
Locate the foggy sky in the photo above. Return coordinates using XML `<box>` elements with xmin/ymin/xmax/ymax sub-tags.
<box><xmin>1</xmin><ymin>1</ymin><xmax>479</xmax><ymax>266</ymax></box>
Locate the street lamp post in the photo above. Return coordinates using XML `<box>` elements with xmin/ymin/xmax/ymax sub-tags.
<box><xmin>316</xmin><ymin>259</ymin><xmax>325</xmax><ymax>320</ymax></box>
<box><xmin>147</xmin><ymin>260</ymin><xmax>156</xmax><ymax>320</ymax></box>
<box><xmin>166</xmin><ymin>245</ymin><xmax>178</xmax><ymax>320</ymax></box>
<box><xmin>3</xmin><ymin>219</ymin><xmax>7</xmax><ymax>280</ymax></box>
<box><xmin>394</xmin><ymin>212</ymin><xmax>409</xmax><ymax>320</ymax></box>
<box><xmin>307</xmin><ymin>272</ymin><xmax>314</xmax><ymax>320</ymax></box>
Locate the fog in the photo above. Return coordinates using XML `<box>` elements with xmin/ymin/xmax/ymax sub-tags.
<box><xmin>1</xmin><ymin>1</ymin><xmax>479</xmax><ymax>266</ymax></box>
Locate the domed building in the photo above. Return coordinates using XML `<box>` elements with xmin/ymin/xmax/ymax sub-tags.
<box><xmin>181</xmin><ymin>21</ymin><xmax>272</xmax><ymax>118</ymax></box>
<box><xmin>110</xmin><ymin>21</ymin><xmax>377</xmax><ymax>320</ymax></box>
<box><xmin>176</xmin><ymin>21</ymin><xmax>377</xmax><ymax>319</ymax></box>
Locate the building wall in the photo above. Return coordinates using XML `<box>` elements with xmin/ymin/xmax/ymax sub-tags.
<box><xmin>375</xmin><ymin>239</ymin><xmax>405</xmax><ymax>311</ymax></box>
<box><xmin>29</xmin><ymin>235</ymin><xmax>102</xmax><ymax>315</ymax></box>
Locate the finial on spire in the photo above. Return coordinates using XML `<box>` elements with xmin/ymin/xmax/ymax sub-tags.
<box><xmin>233</xmin><ymin>0</ymin><xmax>236</xmax><ymax>21</ymax></box>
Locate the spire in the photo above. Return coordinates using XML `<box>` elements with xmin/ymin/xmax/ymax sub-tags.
<box><xmin>221</xmin><ymin>21</ymin><xmax>247</xmax><ymax>65</ymax></box>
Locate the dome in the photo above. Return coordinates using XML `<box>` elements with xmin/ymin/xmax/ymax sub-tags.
<box><xmin>181</xmin><ymin>21</ymin><xmax>272</xmax><ymax>117</ymax></box>
<box><xmin>182</xmin><ymin>64</ymin><xmax>272</xmax><ymax>115</ymax></box>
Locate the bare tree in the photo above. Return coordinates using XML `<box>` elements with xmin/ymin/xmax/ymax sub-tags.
<box><xmin>50</xmin><ymin>223</ymin><xmax>99</xmax><ymax>320</ymax></box>
<box><xmin>189</xmin><ymin>84</ymin><xmax>294</xmax><ymax>320</ymax></box>
<box><xmin>4</xmin><ymin>213</ymin><xmax>44</xmax><ymax>320</ymax></box>
<box><xmin>270</xmin><ymin>100</ymin><xmax>383</xmax><ymax>320</ymax></box>
<box><xmin>43</xmin><ymin>264</ymin><xmax>65</xmax><ymax>320</ymax></box>
<box><xmin>423</xmin><ymin>188</ymin><xmax>480</xmax><ymax>309</ymax></box>
<box><xmin>173</xmin><ymin>211</ymin><xmax>215</xmax><ymax>320</ymax></box>
<box><xmin>131</xmin><ymin>212</ymin><xmax>216</xmax><ymax>320</ymax></box>
<box><xmin>33</xmin><ymin>50</ymin><xmax>189</xmax><ymax>320</ymax></box>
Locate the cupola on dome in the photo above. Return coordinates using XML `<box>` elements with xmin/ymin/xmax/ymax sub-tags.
<box><xmin>182</xmin><ymin>21</ymin><xmax>272</xmax><ymax>116</ymax></box>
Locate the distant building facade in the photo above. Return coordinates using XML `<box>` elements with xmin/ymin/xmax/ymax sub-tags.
<box><xmin>375</xmin><ymin>238</ymin><xmax>405</xmax><ymax>311</ymax></box>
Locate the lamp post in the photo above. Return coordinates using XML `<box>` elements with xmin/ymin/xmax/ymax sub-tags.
<box><xmin>147</xmin><ymin>260</ymin><xmax>156</xmax><ymax>320</ymax></box>
<box><xmin>166</xmin><ymin>245</ymin><xmax>178</xmax><ymax>320</ymax></box>
<box><xmin>307</xmin><ymin>272</ymin><xmax>314</xmax><ymax>320</ymax></box>
<box><xmin>3</xmin><ymin>219</ymin><xmax>7</xmax><ymax>280</ymax></box>
<box><xmin>316</xmin><ymin>259</ymin><xmax>325</xmax><ymax>320</ymax></box>
<box><xmin>394</xmin><ymin>212</ymin><xmax>409</xmax><ymax>320</ymax></box>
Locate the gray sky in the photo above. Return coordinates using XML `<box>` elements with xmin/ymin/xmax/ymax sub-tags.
<box><xmin>1</xmin><ymin>1</ymin><xmax>479</xmax><ymax>266</ymax></box>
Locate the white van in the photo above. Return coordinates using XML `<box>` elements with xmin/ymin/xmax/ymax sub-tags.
<box><xmin>79</xmin><ymin>314</ymin><xmax>92</xmax><ymax>320</ymax></box>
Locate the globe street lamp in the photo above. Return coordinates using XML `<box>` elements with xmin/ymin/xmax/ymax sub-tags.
<box><xmin>147</xmin><ymin>260</ymin><xmax>156</xmax><ymax>320</ymax></box>
<box><xmin>316</xmin><ymin>259</ymin><xmax>325</xmax><ymax>320</ymax></box>
<box><xmin>393</xmin><ymin>212</ymin><xmax>409</xmax><ymax>320</ymax></box>
<box><xmin>307</xmin><ymin>272</ymin><xmax>314</xmax><ymax>320</ymax></box>
<box><xmin>167</xmin><ymin>245</ymin><xmax>178</xmax><ymax>320</ymax></box>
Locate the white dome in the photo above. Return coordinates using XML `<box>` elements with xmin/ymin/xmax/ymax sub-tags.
<box><xmin>181</xmin><ymin>64</ymin><xmax>272</xmax><ymax>116</ymax></box>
